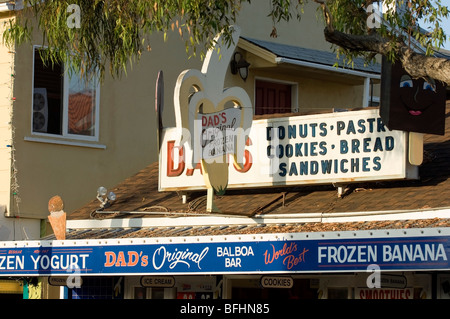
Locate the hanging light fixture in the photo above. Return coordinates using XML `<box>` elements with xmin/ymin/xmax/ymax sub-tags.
<box><xmin>230</xmin><ymin>52</ymin><xmax>250</xmax><ymax>81</ymax></box>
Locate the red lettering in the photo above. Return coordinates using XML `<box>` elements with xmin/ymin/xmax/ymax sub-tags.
<box><xmin>359</xmin><ymin>289</ymin><xmax>412</xmax><ymax>299</ymax></box>
<box><xmin>202</xmin><ymin>112</ymin><xmax>227</xmax><ymax>127</ymax></box>
<box><xmin>234</xmin><ymin>138</ymin><xmax>252</xmax><ymax>173</ymax></box>
<box><xmin>166</xmin><ymin>139</ymin><xmax>254</xmax><ymax>176</ymax></box>
<box><xmin>141</xmin><ymin>255</ymin><xmax>148</xmax><ymax>267</ymax></box>
<box><xmin>186</xmin><ymin>162</ymin><xmax>203</xmax><ymax>176</ymax></box>
<box><xmin>104</xmin><ymin>252</ymin><xmax>116</xmax><ymax>267</ymax></box>
<box><xmin>283</xmin><ymin>248</ymin><xmax>309</xmax><ymax>269</ymax></box>
<box><xmin>115</xmin><ymin>251</ymin><xmax>127</xmax><ymax>266</ymax></box>
<box><xmin>264</xmin><ymin>245</ymin><xmax>276</xmax><ymax>264</ymax></box>
<box><xmin>127</xmin><ymin>251</ymin><xmax>139</xmax><ymax>266</ymax></box>
<box><xmin>167</xmin><ymin>141</ymin><xmax>185</xmax><ymax>177</ymax></box>
<box><xmin>264</xmin><ymin>242</ymin><xmax>298</xmax><ymax>265</ymax></box>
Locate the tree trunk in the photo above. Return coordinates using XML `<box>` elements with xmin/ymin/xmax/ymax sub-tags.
<box><xmin>323</xmin><ymin>27</ymin><xmax>450</xmax><ymax>86</ymax></box>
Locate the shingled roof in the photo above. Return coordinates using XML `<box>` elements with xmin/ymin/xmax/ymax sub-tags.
<box><xmin>241</xmin><ymin>37</ymin><xmax>381</xmax><ymax>74</ymax></box>
<box><xmin>69</xmin><ymin>103</ymin><xmax>450</xmax><ymax>227</ymax></box>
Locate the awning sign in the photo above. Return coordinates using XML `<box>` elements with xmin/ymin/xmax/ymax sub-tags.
<box><xmin>260</xmin><ymin>276</ymin><xmax>294</xmax><ymax>288</ymax></box>
<box><xmin>380</xmin><ymin>274</ymin><xmax>407</xmax><ymax>288</ymax></box>
<box><xmin>159</xmin><ymin>109</ymin><xmax>418</xmax><ymax>192</ymax></box>
<box><xmin>0</xmin><ymin>234</ymin><xmax>448</xmax><ymax>276</ymax></box>
<box><xmin>140</xmin><ymin>276</ymin><xmax>175</xmax><ymax>288</ymax></box>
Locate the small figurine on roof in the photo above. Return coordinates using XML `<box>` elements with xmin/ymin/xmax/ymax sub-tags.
<box><xmin>48</xmin><ymin>195</ymin><xmax>66</xmax><ymax>240</ymax></box>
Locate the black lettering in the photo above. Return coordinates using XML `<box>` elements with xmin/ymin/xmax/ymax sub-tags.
<box><xmin>279</xmin><ymin>163</ymin><xmax>287</xmax><ymax>177</ymax></box>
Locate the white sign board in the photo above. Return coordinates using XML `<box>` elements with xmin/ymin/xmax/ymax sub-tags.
<box><xmin>159</xmin><ymin>109</ymin><xmax>418</xmax><ymax>191</ymax></box>
<box><xmin>201</xmin><ymin>108</ymin><xmax>243</xmax><ymax>160</ymax></box>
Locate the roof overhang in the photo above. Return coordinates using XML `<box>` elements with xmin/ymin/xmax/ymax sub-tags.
<box><xmin>238</xmin><ymin>37</ymin><xmax>381</xmax><ymax>81</ymax></box>
<box><xmin>275</xmin><ymin>57</ymin><xmax>380</xmax><ymax>80</ymax></box>
<box><xmin>67</xmin><ymin>206</ymin><xmax>450</xmax><ymax>230</ymax></box>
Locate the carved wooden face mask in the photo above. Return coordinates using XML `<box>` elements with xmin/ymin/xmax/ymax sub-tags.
<box><xmin>380</xmin><ymin>57</ymin><xmax>447</xmax><ymax>135</ymax></box>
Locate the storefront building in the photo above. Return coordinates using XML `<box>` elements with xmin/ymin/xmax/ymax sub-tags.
<box><xmin>0</xmin><ymin>25</ymin><xmax>449</xmax><ymax>301</ymax></box>
<box><xmin>45</xmin><ymin>94</ymin><xmax>450</xmax><ymax>299</ymax></box>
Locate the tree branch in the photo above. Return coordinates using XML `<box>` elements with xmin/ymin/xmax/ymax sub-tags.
<box><xmin>313</xmin><ymin>0</ymin><xmax>334</xmax><ymax>32</ymax></box>
<box><xmin>400</xmin><ymin>48</ymin><xmax>450</xmax><ymax>85</ymax></box>
<box><xmin>314</xmin><ymin>0</ymin><xmax>450</xmax><ymax>86</ymax></box>
<box><xmin>324</xmin><ymin>27</ymin><xmax>450</xmax><ymax>85</ymax></box>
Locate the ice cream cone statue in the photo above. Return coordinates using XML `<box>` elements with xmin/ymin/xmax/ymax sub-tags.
<box><xmin>48</xmin><ymin>195</ymin><xmax>67</xmax><ymax>240</ymax></box>
<box><xmin>174</xmin><ymin>26</ymin><xmax>252</xmax><ymax>212</ymax></box>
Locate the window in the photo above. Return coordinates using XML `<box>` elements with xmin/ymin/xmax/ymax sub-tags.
<box><xmin>32</xmin><ymin>46</ymin><xmax>100</xmax><ymax>141</ymax></box>
<box><xmin>124</xmin><ymin>277</ymin><xmax>174</xmax><ymax>299</ymax></box>
<box><xmin>255</xmin><ymin>79</ymin><xmax>293</xmax><ymax>115</ymax></box>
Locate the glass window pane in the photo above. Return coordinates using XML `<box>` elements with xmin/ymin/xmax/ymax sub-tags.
<box><xmin>33</xmin><ymin>49</ymin><xmax>63</xmax><ymax>135</ymax></box>
<box><xmin>67</xmin><ymin>75</ymin><xmax>97</xmax><ymax>136</ymax></box>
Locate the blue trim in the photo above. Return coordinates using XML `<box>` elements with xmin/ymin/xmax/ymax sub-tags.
<box><xmin>0</xmin><ymin>235</ymin><xmax>448</xmax><ymax>275</ymax></box>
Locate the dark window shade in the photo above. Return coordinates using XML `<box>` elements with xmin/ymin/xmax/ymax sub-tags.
<box><xmin>255</xmin><ymin>80</ymin><xmax>292</xmax><ymax>115</ymax></box>
<box><xmin>33</xmin><ymin>49</ymin><xmax>63</xmax><ymax>135</ymax></box>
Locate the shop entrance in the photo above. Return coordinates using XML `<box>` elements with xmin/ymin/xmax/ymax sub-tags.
<box><xmin>229</xmin><ymin>277</ymin><xmax>317</xmax><ymax>299</ymax></box>
<box><xmin>225</xmin><ymin>273</ymin><xmax>436</xmax><ymax>299</ymax></box>
<box><xmin>124</xmin><ymin>276</ymin><xmax>218</xmax><ymax>299</ymax></box>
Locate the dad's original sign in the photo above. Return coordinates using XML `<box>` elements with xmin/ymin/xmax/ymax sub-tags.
<box><xmin>159</xmin><ymin>108</ymin><xmax>418</xmax><ymax>191</ymax></box>
<box><xmin>0</xmin><ymin>233</ymin><xmax>448</xmax><ymax>276</ymax></box>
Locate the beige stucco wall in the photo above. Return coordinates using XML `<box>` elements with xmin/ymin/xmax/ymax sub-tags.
<box><xmin>0</xmin><ymin>13</ymin><xmax>14</xmax><ymax>235</ymax></box>
<box><xmin>236</xmin><ymin>1</ymin><xmax>330</xmax><ymax>51</ymax></box>
<box><xmin>11</xmin><ymin>31</ymin><xmax>203</xmax><ymax>219</ymax></box>
<box><xmin>0</xmin><ymin>14</ymin><xmax>13</xmax><ymax>216</ymax></box>
<box><xmin>0</xmin><ymin>13</ymin><xmax>40</xmax><ymax>240</ymax></box>
<box><xmin>5</xmin><ymin>2</ymin><xmax>377</xmax><ymax>223</ymax></box>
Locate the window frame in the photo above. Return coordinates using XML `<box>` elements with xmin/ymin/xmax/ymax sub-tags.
<box><xmin>31</xmin><ymin>45</ymin><xmax>101</xmax><ymax>142</ymax></box>
<box><xmin>253</xmin><ymin>77</ymin><xmax>298</xmax><ymax>115</ymax></box>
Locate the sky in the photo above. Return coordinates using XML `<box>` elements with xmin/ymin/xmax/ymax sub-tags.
<box><xmin>419</xmin><ymin>16</ymin><xmax>450</xmax><ymax>51</ymax></box>
<box><xmin>440</xmin><ymin>18</ymin><xmax>450</xmax><ymax>50</ymax></box>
